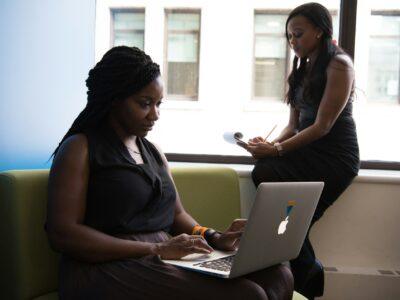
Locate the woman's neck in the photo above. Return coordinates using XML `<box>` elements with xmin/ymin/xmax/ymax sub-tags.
<box><xmin>108</xmin><ymin>116</ymin><xmax>137</xmax><ymax>147</ymax></box>
<box><xmin>306</xmin><ymin>44</ymin><xmax>321</xmax><ymax>69</ymax></box>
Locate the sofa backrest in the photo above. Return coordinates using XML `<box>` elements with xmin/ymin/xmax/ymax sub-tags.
<box><xmin>0</xmin><ymin>167</ymin><xmax>241</xmax><ymax>299</ymax></box>
<box><xmin>0</xmin><ymin>170</ymin><xmax>58</xmax><ymax>300</ymax></box>
<box><xmin>171</xmin><ymin>167</ymin><xmax>241</xmax><ymax>231</ymax></box>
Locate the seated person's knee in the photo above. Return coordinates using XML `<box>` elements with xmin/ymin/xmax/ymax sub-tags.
<box><xmin>237</xmin><ymin>280</ymin><xmax>269</xmax><ymax>300</ymax></box>
<box><xmin>252</xmin><ymin>163</ymin><xmax>280</xmax><ymax>186</ymax></box>
<box><xmin>267</xmin><ymin>265</ymin><xmax>294</xmax><ymax>300</ymax></box>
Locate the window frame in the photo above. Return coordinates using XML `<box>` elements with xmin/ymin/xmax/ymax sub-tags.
<box><xmin>110</xmin><ymin>8</ymin><xmax>145</xmax><ymax>49</ymax></box>
<box><xmin>163</xmin><ymin>8</ymin><xmax>201</xmax><ymax>101</ymax></box>
<box><xmin>165</xmin><ymin>154</ymin><xmax>400</xmax><ymax>171</ymax></box>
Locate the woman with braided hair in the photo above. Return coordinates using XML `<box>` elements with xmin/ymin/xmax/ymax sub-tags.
<box><xmin>46</xmin><ymin>46</ymin><xmax>293</xmax><ymax>300</ymax></box>
<box><xmin>240</xmin><ymin>3</ymin><xmax>360</xmax><ymax>299</ymax></box>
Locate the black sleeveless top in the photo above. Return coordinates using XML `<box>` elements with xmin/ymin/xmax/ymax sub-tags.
<box><xmin>83</xmin><ymin>123</ymin><xmax>176</xmax><ymax>235</ymax></box>
<box><xmin>293</xmin><ymin>86</ymin><xmax>360</xmax><ymax>175</ymax></box>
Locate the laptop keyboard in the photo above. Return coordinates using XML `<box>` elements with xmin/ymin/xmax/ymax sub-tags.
<box><xmin>194</xmin><ymin>255</ymin><xmax>235</xmax><ymax>272</ymax></box>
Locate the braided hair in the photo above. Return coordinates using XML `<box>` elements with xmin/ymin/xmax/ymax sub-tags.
<box><xmin>52</xmin><ymin>46</ymin><xmax>160</xmax><ymax>157</ymax></box>
<box><xmin>285</xmin><ymin>2</ymin><xmax>345</xmax><ymax>106</ymax></box>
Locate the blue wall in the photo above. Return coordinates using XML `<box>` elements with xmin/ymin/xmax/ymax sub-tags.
<box><xmin>0</xmin><ymin>0</ymin><xmax>95</xmax><ymax>171</ymax></box>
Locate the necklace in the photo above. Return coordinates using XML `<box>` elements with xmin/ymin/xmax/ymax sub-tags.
<box><xmin>125</xmin><ymin>145</ymin><xmax>141</xmax><ymax>155</ymax></box>
<box><xmin>126</xmin><ymin>145</ymin><xmax>143</xmax><ymax>164</ymax></box>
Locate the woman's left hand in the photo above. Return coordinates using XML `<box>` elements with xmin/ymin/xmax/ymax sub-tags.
<box><xmin>238</xmin><ymin>140</ymin><xmax>278</xmax><ymax>159</ymax></box>
<box><xmin>211</xmin><ymin>219</ymin><xmax>247</xmax><ymax>251</ymax></box>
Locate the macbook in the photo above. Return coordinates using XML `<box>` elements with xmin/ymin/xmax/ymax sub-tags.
<box><xmin>163</xmin><ymin>182</ymin><xmax>324</xmax><ymax>279</ymax></box>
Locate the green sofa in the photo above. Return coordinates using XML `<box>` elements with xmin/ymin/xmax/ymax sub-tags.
<box><xmin>0</xmin><ymin>168</ymin><xmax>306</xmax><ymax>300</ymax></box>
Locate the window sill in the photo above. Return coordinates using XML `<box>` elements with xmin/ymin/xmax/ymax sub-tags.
<box><xmin>169</xmin><ymin>161</ymin><xmax>400</xmax><ymax>184</ymax></box>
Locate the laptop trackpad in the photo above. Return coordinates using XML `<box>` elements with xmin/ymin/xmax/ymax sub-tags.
<box><xmin>163</xmin><ymin>250</ymin><xmax>236</xmax><ymax>265</ymax></box>
<box><xmin>180</xmin><ymin>253</ymin><xmax>213</xmax><ymax>261</ymax></box>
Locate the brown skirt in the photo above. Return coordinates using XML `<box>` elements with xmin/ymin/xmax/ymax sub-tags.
<box><xmin>59</xmin><ymin>231</ymin><xmax>291</xmax><ymax>300</ymax></box>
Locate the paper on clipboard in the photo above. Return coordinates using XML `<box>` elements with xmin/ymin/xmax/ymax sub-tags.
<box><xmin>223</xmin><ymin>131</ymin><xmax>248</xmax><ymax>145</ymax></box>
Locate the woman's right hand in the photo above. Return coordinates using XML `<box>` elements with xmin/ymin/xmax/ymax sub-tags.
<box><xmin>153</xmin><ymin>234</ymin><xmax>213</xmax><ymax>260</ymax></box>
<box><xmin>248</xmin><ymin>136</ymin><xmax>265</xmax><ymax>143</ymax></box>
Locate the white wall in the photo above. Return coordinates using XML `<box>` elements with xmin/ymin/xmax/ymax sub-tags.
<box><xmin>0</xmin><ymin>0</ymin><xmax>96</xmax><ymax>171</ymax></box>
<box><xmin>312</xmin><ymin>175</ymin><xmax>400</xmax><ymax>299</ymax></box>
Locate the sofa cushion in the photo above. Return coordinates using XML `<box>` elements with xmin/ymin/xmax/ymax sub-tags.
<box><xmin>32</xmin><ymin>292</ymin><xmax>58</xmax><ymax>300</ymax></box>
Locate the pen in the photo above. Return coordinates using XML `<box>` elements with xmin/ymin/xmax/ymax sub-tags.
<box><xmin>264</xmin><ymin>125</ymin><xmax>277</xmax><ymax>142</ymax></box>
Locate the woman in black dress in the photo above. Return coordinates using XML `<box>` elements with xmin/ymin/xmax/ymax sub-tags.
<box><xmin>240</xmin><ymin>3</ymin><xmax>359</xmax><ymax>300</ymax></box>
<box><xmin>46</xmin><ymin>46</ymin><xmax>293</xmax><ymax>300</ymax></box>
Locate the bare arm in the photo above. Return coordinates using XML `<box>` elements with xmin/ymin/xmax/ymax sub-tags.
<box><xmin>46</xmin><ymin>134</ymin><xmax>157</xmax><ymax>263</ymax></box>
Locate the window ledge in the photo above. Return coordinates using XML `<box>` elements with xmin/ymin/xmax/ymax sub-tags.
<box><xmin>169</xmin><ymin>162</ymin><xmax>400</xmax><ymax>184</ymax></box>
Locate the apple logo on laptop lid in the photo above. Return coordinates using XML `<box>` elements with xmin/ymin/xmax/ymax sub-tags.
<box><xmin>278</xmin><ymin>200</ymin><xmax>296</xmax><ymax>235</ymax></box>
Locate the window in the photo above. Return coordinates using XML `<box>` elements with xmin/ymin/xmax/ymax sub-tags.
<box><xmin>111</xmin><ymin>9</ymin><xmax>145</xmax><ymax>50</ymax></box>
<box><xmin>354</xmin><ymin>3</ymin><xmax>400</xmax><ymax>162</ymax></box>
<box><xmin>367</xmin><ymin>12</ymin><xmax>400</xmax><ymax>103</ymax></box>
<box><xmin>253</xmin><ymin>12</ymin><xmax>288</xmax><ymax>101</ymax></box>
<box><xmin>164</xmin><ymin>10</ymin><xmax>201</xmax><ymax>100</ymax></box>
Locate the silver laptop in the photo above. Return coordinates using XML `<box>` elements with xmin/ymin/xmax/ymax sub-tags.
<box><xmin>163</xmin><ymin>182</ymin><xmax>324</xmax><ymax>279</ymax></box>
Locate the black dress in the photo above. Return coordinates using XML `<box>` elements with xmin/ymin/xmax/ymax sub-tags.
<box><xmin>58</xmin><ymin>123</ymin><xmax>289</xmax><ymax>300</ymax></box>
<box><xmin>252</xmin><ymin>86</ymin><xmax>360</xmax><ymax>296</ymax></box>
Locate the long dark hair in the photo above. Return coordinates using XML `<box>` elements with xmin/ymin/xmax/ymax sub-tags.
<box><xmin>52</xmin><ymin>46</ymin><xmax>160</xmax><ymax>157</ymax></box>
<box><xmin>285</xmin><ymin>2</ymin><xmax>344</xmax><ymax>105</ymax></box>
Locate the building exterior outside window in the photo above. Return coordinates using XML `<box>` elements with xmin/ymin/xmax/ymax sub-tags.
<box><xmin>253</xmin><ymin>12</ymin><xmax>288</xmax><ymax>101</ymax></box>
<box><xmin>164</xmin><ymin>10</ymin><xmax>201</xmax><ymax>100</ymax></box>
<box><xmin>111</xmin><ymin>9</ymin><xmax>145</xmax><ymax>50</ymax></box>
<box><xmin>367</xmin><ymin>12</ymin><xmax>400</xmax><ymax>103</ymax></box>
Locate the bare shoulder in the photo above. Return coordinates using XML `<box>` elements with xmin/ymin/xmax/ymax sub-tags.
<box><xmin>55</xmin><ymin>134</ymin><xmax>88</xmax><ymax>158</ymax></box>
<box><xmin>52</xmin><ymin>134</ymin><xmax>89</xmax><ymax>168</ymax></box>
<box><xmin>329</xmin><ymin>54</ymin><xmax>354</xmax><ymax>71</ymax></box>
<box><xmin>48</xmin><ymin>134</ymin><xmax>90</xmax><ymax>203</ymax></box>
